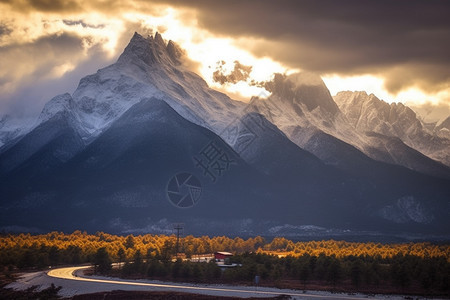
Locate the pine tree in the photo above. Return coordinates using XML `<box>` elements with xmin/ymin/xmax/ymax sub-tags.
<box><xmin>94</xmin><ymin>247</ymin><xmax>112</xmax><ymax>274</ymax></box>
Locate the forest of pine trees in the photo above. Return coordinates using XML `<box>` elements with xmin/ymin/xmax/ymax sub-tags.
<box><xmin>0</xmin><ymin>231</ymin><xmax>448</xmax><ymax>296</ymax></box>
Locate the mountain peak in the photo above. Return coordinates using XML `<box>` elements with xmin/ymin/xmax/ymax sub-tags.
<box><xmin>334</xmin><ymin>90</ymin><xmax>415</xmax><ymax>116</ymax></box>
<box><xmin>267</xmin><ymin>72</ymin><xmax>339</xmax><ymax>116</ymax></box>
<box><xmin>154</xmin><ymin>31</ymin><xmax>165</xmax><ymax>47</ymax></box>
<box><xmin>166</xmin><ymin>40</ymin><xmax>183</xmax><ymax>64</ymax></box>
<box><xmin>334</xmin><ymin>90</ymin><xmax>422</xmax><ymax>137</ymax></box>
<box><xmin>130</xmin><ymin>31</ymin><xmax>144</xmax><ymax>41</ymax></box>
<box><xmin>117</xmin><ymin>31</ymin><xmax>182</xmax><ymax>67</ymax></box>
<box><xmin>289</xmin><ymin>72</ymin><xmax>326</xmax><ymax>87</ymax></box>
<box><xmin>128</xmin><ymin>31</ymin><xmax>152</xmax><ymax>48</ymax></box>
<box><xmin>38</xmin><ymin>93</ymin><xmax>75</xmax><ymax>123</ymax></box>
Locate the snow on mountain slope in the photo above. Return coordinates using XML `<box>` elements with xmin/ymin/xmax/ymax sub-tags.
<box><xmin>242</xmin><ymin>73</ymin><xmax>369</xmax><ymax>163</ymax></box>
<box><xmin>0</xmin><ymin>96</ymin><xmax>85</xmax><ymax>175</ymax></box>
<box><xmin>236</xmin><ymin>74</ymin><xmax>450</xmax><ymax>178</ymax></box>
<box><xmin>362</xmin><ymin>132</ymin><xmax>450</xmax><ymax>179</ymax></box>
<box><xmin>57</xmin><ymin>32</ymin><xmax>244</xmax><ymax>142</ymax></box>
<box><xmin>335</xmin><ymin>91</ymin><xmax>422</xmax><ymax>138</ymax></box>
<box><xmin>0</xmin><ymin>114</ymin><xmax>34</xmax><ymax>149</ymax></box>
<box><xmin>0</xmin><ymin>32</ymin><xmax>247</xmax><ymax>171</ymax></box>
<box><xmin>71</xmin><ymin>67</ymin><xmax>163</xmax><ymax>139</ymax></box>
<box><xmin>113</xmin><ymin>32</ymin><xmax>244</xmax><ymax>133</ymax></box>
<box><xmin>335</xmin><ymin>91</ymin><xmax>450</xmax><ymax>167</ymax></box>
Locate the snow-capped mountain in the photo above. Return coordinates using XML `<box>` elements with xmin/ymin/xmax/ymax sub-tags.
<box><xmin>112</xmin><ymin>32</ymin><xmax>244</xmax><ymax>133</ymax></box>
<box><xmin>0</xmin><ymin>32</ymin><xmax>449</xmax><ymax>237</ymax></box>
<box><xmin>45</xmin><ymin>32</ymin><xmax>243</xmax><ymax>141</ymax></box>
<box><xmin>335</xmin><ymin>91</ymin><xmax>419</xmax><ymax>136</ymax></box>
<box><xmin>0</xmin><ymin>32</ymin><xmax>246</xmax><ymax>173</ymax></box>
<box><xmin>241</xmin><ymin>72</ymin><xmax>366</xmax><ymax>153</ymax></box>
<box><xmin>335</xmin><ymin>91</ymin><xmax>450</xmax><ymax>168</ymax></box>
<box><xmin>237</xmin><ymin>73</ymin><xmax>450</xmax><ymax>179</ymax></box>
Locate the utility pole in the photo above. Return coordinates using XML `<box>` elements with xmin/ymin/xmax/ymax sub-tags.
<box><xmin>173</xmin><ymin>223</ymin><xmax>184</xmax><ymax>259</ymax></box>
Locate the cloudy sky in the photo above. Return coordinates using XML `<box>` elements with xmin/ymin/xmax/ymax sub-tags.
<box><xmin>1</xmin><ymin>0</ymin><xmax>449</xmax><ymax>119</ymax></box>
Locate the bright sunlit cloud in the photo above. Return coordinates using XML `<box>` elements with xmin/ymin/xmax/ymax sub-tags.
<box><xmin>399</xmin><ymin>88</ymin><xmax>450</xmax><ymax>106</ymax></box>
<box><xmin>323</xmin><ymin>74</ymin><xmax>450</xmax><ymax>106</ymax></box>
<box><xmin>323</xmin><ymin>74</ymin><xmax>390</xmax><ymax>100</ymax></box>
<box><xmin>121</xmin><ymin>9</ymin><xmax>287</xmax><ymax>100</ymax></box>
<box><xmin>50</xmin><ymin>63</ymin><xmax>76</xmax><ymax>78</ymax></box>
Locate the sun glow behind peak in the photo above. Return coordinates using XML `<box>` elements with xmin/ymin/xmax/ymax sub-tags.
<box><xmin>122</xmin><ymin>9</ymin><xmax>287</xmax><ymax>100</ymax></box>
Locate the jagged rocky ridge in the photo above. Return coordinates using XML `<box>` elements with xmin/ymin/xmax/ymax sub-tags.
<box><xmin>335</xmin><ymin>91</ymin><xmax>450</xmax><ymax>169</ymax></box>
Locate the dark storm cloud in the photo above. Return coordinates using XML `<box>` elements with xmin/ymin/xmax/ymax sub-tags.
<box><xmin>0</xmin><ymin>32</ymin><xmax>84</xmax><ymax>83</ymax></box>
<box><xmin>8</xmin><ymin>0</ymin><xmax>448</xmax><ymax>89</ymax></box>
<box><xmin>0</xmin><ymin>33</ymin><xmax>112</xmax><ymax>116</ymax></box>
<box><xmin>1</xmin><ymin>0</ymin><xmax>166</xmax><ymax>16</ymax></box>
<box><xmin>154</xmin><ymin>0</ymin><xmax>450</xmax><ymax>94</ymax></box>
<box><xmin>63</xmin><ymin>20</ymin><xmax>105</xmax><ymax>29</ymax></box>
<box><xmin>3</xmin><ymin>48</ymin><xmax>112</xmax><ymax>117</ymax></box>
<box><xmin>0</xmin><ymin>0</ymin><xmax>82</xmax><ymax>12</ymax></box>
<box><xmin>28</xmin><ymin>0</ymin><xmax>81</xmax><ymax>12</ymax></box>
<box><xmin>0</xmin><ymin>18</ymin><xmax>163</xmax><ymax>117</ymax></box>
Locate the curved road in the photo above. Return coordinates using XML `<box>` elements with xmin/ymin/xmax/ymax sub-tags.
<box><xmin>43</xmin><ymin>266</ymin><xmax>397</xmax><ymax>299</ymax></box>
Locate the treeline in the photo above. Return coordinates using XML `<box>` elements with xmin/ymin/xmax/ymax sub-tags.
<box><xmin>1</xmin><ymin>231</ymin><xmax>449</xmax><ymax>295</ymax></box>
<box><xmin>0</xmin><ymin>231</ymin><xmax>264</xmax><ymax>268</ymax></box>
<box><xmin>1</xmin><ymin>231</ymin><xmax>448</xmax><ymax>266</ymax></box>
<box><xmin>226</xmin><ymin>252</ymin><xmax>449</xmax><ymax>295</ymax></box>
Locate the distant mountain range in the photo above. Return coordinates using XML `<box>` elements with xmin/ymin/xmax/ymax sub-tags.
<box><xmin>0</xmin><ymin>32</ymin><xmax>449</xmax><ymax>238</ymax></box>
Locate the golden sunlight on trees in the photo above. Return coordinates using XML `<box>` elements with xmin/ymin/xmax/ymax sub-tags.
<box><xmin>0</xmin><ymin>232</ymin><xmax>448</xmax><ymax>295</ymax></box>
<box><xmin>0</xmin><ymin>232</ymin><xmax>448</xmax><ymax>267</ymax></box>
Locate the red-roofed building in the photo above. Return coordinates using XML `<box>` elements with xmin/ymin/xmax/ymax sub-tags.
<box><xmin>214</xmin><ymin>251</ymin><xmax>233</xmax><ymax>261</ymax></box>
